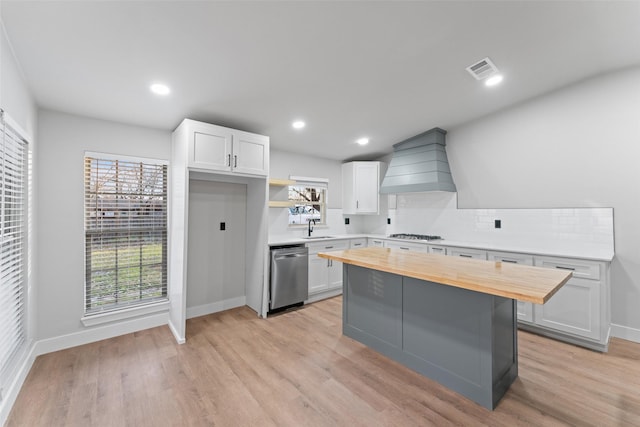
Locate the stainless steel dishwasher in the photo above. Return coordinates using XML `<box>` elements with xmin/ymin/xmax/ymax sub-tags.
<box><xmin>270</xmin><ymin>245</ymin><xmax>309</xmax><ymax>312</ymax></box>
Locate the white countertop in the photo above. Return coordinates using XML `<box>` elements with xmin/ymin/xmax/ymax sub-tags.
<box><xmin>269</xmin><ymin>233</ymin><xmax>614</xmax><ymax>262</ymax></box>
<box><xmin>268</xmin><ymin>234</ymin><xmax>369</xmax><ymax>246</ymax></box>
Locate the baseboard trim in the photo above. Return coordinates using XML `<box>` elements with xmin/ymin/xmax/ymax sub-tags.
<box><xmin>0</xmin><ymin>342</ymin><xmax>37</xmax><ymax>426</ymax></box>
<box><xmin>611</xmin><ymin>323</ymin><xmax>640</xmax><ymax>343</ymax></box>
<box><xmin>306</xmin><ymin>288</ymin><xmax>342</xmax><ymax>304</ymax></box>
<box><xmin>186</xmin><ymin>296</ymin><xmax>246</xmax><ymax>319</ymax></box>
<box><xmin>168</xmin><ymin>319</ymin><xmax>185</xmax><ymax>344</ymax></box>
<box><xmin>34</xmin><ymin>311</ymin><xmax>169</xmax><ymax>356</ymax></box>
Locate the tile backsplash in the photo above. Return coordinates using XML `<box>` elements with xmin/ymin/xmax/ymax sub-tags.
<box><xmin>385</xmin><ymin>192</ymin><xmax>614</xmax><ymax>257</ymax></box>
<box><xmin>268</xmin><ymin>191</ymin><xmax>614</xmax><ymax>258</ymax></box>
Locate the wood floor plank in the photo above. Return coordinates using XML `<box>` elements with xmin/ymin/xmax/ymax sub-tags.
<box><xmin>7</xmin><ymin>296</ymin><xmax>640</xmax><ymax>426</ymax></box>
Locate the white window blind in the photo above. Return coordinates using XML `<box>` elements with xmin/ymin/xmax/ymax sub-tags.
<box><xmin>0</xmin><ymin>110</ymin><xmax>27</xmax><ymax>388</ymax></box>
<box><xmin>84</xmin><ymin>154</ymin><xmax>168</xmax><ymax>314</ymax></box>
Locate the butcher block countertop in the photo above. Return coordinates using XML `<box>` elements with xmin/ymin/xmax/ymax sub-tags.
<box><xmin>318</xmin><ymin>247</ymin><xmax>572</xmax><ymax>304</ymax></box>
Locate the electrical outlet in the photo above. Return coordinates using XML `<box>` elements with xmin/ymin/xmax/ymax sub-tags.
<box><xmin>220</xmin><ymin>222</ymin><xmax>226</xmax><ymax>231</ymax></box>
<box><xmin>494</xmin><ymin>219</ymin><xmax>501</xmax><ymax>229</ymax></box>
<box><xmin>345</xmin><ymin>218</ymin><xmax>350</xmax><ymax>225</ymax></box>
<box><xmin>387</xmin><ymin>218</ymin><xmax>391</xmax><ymax>225</ymax></box>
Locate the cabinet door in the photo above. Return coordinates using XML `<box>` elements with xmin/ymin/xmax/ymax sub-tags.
<box><xmin>533</xmin><ymin>277</ymin><xmax>601</xmax><ymax>340</ymax></box>
<box><xmin>354</xmin><ymin>162</ymin><xmax>379</xmax><ymax>213</ymax></box>
<box><xmin>233</xmin><ymin>132</ymin><xmax>268</xmax><ymax>176</ymax></box>
<box><xmin>328</xmin><ymin>259</ymin><xmax>343</xmax><ymax>290</ymax></box>
<box><xmin>308</xmin><ymin>253</ymin><xmax>329</xmax><ymax>294</ymax></box>
<box><xmin>190</xmin><ymin>125</ymin><xmax>233</xmax><ymax>171</ymax></box>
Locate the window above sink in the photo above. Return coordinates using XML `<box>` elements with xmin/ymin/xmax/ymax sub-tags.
<box><xmin>287</xmin><ymin>176</ymin><xmax>328</xmax><ymax>227</ymax></box>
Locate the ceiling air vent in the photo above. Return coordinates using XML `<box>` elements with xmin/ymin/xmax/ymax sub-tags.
<box><xmin>466</xmin><ymin>57</ymin><xmax>499</xmax><ymax>80</ymax></box>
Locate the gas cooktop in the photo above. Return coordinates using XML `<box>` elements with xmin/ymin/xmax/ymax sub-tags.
<box><xmin>388</xmin><ymin>233</ymin><xmax>443</xmax><ymax>241</ymax></box>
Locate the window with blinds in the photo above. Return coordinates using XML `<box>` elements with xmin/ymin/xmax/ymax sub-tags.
<box><xmin>84</xmin><ymin>154</ymin><xmax>168</xmax><ymax>314</ymax></box>
<box><xmin>0</xmin><ymin>111</ymin><xmax>28</xmax><ymax>388</ymax></box>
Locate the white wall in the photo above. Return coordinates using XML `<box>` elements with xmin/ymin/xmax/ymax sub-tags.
<box><xmin>0</xmin><ymin>19</ymin><xmax>39</xmax><ymax>425</ymax></box>
<box><xmin>186</xmin><ymin>180</ymin><xmax>247</xmax><ymax>317</ymax></box>
<box><xmin>0</xmin><ymin>21</ymin><xmax>37</xmax><ymax>138</ymax></box>
<box><xmin>36</xmin><ymin>110</ymin><xmax>171</xmax><ymax>340</ymax></box>
<box><xmin>269</xmin><ymin>149</ymin><xmax>366</xmax><ymax>238</ymax></box>
<box><xmin>270</xmin><ymin>149</ymin><xmax>343</xmax><ymax>208</ymax></box>
<box><xmin>446</xmin><ymin>66</ymin><xmax>640</xmax><ymax>338</ymax></box>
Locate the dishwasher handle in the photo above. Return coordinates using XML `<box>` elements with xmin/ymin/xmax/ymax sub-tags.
<box><xmin>275</xmin><ymin>253</ymin><xmax>307</xmax><ymax>260</ymax></box>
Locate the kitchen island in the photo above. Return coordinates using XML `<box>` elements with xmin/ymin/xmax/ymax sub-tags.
<box><xmin>318</xmin><ymin>247</ymin><xmax>572</xmax><ymax>410</ymax></box>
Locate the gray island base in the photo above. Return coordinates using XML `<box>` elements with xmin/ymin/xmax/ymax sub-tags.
<box><xmin>343</xmin><ymin>264</ymin><xmax>518</xmax><ymax>410</ymax></box>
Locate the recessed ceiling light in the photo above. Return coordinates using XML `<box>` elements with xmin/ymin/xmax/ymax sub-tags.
<box><xmin>485</xmin><ymin>75</ymin><xmax>503</xmax><ymax>87</ymax></box>
<box><xmin>150</xmin><ymin>83</ymin><xmax>170</xmax><ymax>95</ymax></box>
<box><xmin>356</xmin><ymin>137</ymin><xmax>369</xmax><ymax>146</ymax></box>
<box><xmin>292</xmin><ymin>120</ymin><xmax>306</xmax><ymax>129</ymax></box>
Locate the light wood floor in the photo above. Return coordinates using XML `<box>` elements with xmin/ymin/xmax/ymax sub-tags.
<box><xmin>7</xmin><ymin>296</ymin><xmax>640</xmax><ymax>426</ymax></box>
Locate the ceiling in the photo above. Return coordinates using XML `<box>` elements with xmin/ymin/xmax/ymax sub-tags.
<box><xmin>2</xmin><ymin>1</ymin><xmax>640</xmax><ymax>161</ymax></box>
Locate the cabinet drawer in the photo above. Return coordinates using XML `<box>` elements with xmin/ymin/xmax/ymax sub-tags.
<box><xmin>447</xmin><ymin>247</ymin><xmax>487</xmax><ymax>260</ymax></box>
<box><xmin>534</xmin><ymin>256</ymin><xmax>601</xmax><ymax>281</ymax></box>
<box><xmin>350</xmin><ymin>238</ymin><xmax>367</xmax><ymax>249</ymax></box>
<box><xmin>487</xmin><ymin>251</ymin><xmax>533</xmax><ymax>266</ymax></box>
<box><xmin>306</xmin><ymin>239</ymin><xmax>349</xmax><ymax>254</ymax></box>
<box><xmin>428</xmin><ymin>245</ymin><xmax>446</xmax><ymax>255</ymax></box>
<box><xmin>368</xmin><ymin>238</ymin><xmax>385</xmax><ymax>247</ymax></box>
<box><xmin>385</xmin><ymin>241</ymin><xmax>428</xmax><ymax>252</ymax></box>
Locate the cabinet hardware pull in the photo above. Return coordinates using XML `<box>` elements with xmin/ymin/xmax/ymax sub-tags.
<box><xmin>459</xmin><ymin>254</ymin><xmax>472</xmax><ymax>258</ymax></box>
<box><xmin>356</xmin><ymin>200</ymin><xmax>359</xmax><ymax>209</ymax></box>
<box><xmin>400</xmin><ymin>247</ymin><xmax>409</xmax><ymax>250</ymax></box>
<box><xmin>227</xmin><ymin>154</ymin><xmax>231</xmax><ymax>167</ymax></box>
<box><xmin>555</xmin><ymin>265</ymin><xmax>576</xmax><ymax>271</ymax></box>
<box><xmin>325</xmin><ymin>246</ymin><xmax>334</xmax><ymax>249</ymax></box>
<box><xmin>501</xmin><ymin>259</ymin><xmax>517</xmax><ymax>263</ymax></box>
<box><xmin>234</xmin><ymin>155</ymin><xmax>238</xmax><ymax>168</ymax></box>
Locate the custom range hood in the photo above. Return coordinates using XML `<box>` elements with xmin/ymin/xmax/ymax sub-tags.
<box><xmin>380</xmin><ymin>127</ymin><xmax>456</xmax><ymax>193</ymax></box>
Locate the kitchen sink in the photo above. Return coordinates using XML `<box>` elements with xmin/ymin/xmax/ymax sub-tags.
<box><xmin>302</xmin><ymin>235</ymin><xmax>335</xmax><ymax>239</ymax></box>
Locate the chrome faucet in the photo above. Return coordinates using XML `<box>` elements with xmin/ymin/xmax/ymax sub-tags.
<box><xmin>308</xmin><ymin>219</ymin><xmax>316</xmax><ymax>237</ymax></box>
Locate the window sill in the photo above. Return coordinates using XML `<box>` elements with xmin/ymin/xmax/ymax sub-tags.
<box><xmin>81</xmin><ymin>300</ymin><xmax>170</xmax><ymax>327</ymax></box>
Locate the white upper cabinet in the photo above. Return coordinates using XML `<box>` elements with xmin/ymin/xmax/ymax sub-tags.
<box><xmin>181</xmin><ymin>119</ymin><xmax>269</xmax><ymax>176</ymax></box>
<box><xmin>233</xmin><ymin>131</ymin><xmax>269</xmax><ymax>175</ymax></box>
<box><xmin>342</xmin><ymin>161</ymin><xmax>382</xmax><ymax>214</ymax></box>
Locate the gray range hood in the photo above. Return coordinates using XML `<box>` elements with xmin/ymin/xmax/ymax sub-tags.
<box><xmin>379</xmin><ymin>127</ymin><xmax>456</xmax><ymax>194</ymax></box>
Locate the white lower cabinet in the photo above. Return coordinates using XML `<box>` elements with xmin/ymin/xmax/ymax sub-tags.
<box><xmin>488</xmin><ymin>251</ymin><xmax>610</xmax><ymax>351</ymax></box>
<box><xmin>307</xmin><ymin>240</ymin><xmax>349</xmax><ymax>295</ymax></box>
<box><xmin>529</xmin><ymin>256</ymin><xmax>608</xmax><ymax>348</ymax></box>
<box><xmin>488</xmin><ymin>251</ymin><xmax>534</xmax><ymax>322</ymax></box>
<box><xmin>533</xmin><ymin>277</ymin><xmax>601</xmax><ymax>340</ymax></box>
